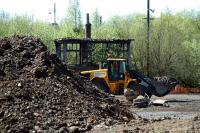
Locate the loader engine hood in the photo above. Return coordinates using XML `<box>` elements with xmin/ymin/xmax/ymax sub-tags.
<box><xmin>80</xmin><ymin>69</ymin><xmax>108</xmax><ymax>80</ymax></box>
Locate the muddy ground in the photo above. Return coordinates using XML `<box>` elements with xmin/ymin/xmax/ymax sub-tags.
<box><xmin>90</xmin><ymin>94</ymin><xmax>200</xmax><ymax>132</ymax></box>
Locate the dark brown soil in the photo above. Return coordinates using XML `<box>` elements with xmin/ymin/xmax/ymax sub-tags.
<box><xmin>0</xmin><ymin>36</ymin><xmax>133</xmax><ymax>132</ymax></box>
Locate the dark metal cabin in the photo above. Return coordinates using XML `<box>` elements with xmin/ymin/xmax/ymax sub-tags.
<box><xmin>54</xmin><ymin>38</ymin><xmax>133</xmax><ymax>70</ymax></box>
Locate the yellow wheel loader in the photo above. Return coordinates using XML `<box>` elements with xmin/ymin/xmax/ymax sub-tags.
<box><xmin>81</xmin><ymin>58</ymin><xmax>137</xmax><ymax>94</ymax></box>
<box><xmin>81</xmin><ymin>58</ymin><xmax>177</xmax><ymax>101</ymax></box>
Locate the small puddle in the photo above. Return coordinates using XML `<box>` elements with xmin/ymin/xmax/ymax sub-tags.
<box><xmin>134</xmin><ymin>111</ymin><xmax>198</xmax><ymax>120</ymax></box>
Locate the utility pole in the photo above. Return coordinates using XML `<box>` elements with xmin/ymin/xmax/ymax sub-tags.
<box><xmin>146</xmin><ymin>0</ymin><xmax>155</xmax><ymax>76</ymax></box>
<box><xmin>100</xmin><ymin>16</ymin><xmax>102</xmax><ymax>25</ymax></box>
<box><xmin>53</xmin><ymin>2</ymin><xmax>57</xmax><ymax>24</ymax></box>
<box><xmin>49</xmin><ymin>2</ymin><xmax>57</xmax><ymax>25</ymax></box>
<box><xmin>147</xmin><ymin>0</ymin><xmax>150</xmax><ymax>76</ymax></box>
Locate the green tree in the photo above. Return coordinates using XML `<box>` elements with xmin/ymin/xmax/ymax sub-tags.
<box><xmin>68</xmin><ymin>0</ymin><xmax>83</xmax><ymax>33</ymax></box>
<box><xmin>0</xmin><ymin>10</ymin><xmax>10</xmax><ymax>19</ymax></box>
<box><xmin>92</xmin><ymin>8</ymin><xmax>101</xmax><ymax>28</ymax></box>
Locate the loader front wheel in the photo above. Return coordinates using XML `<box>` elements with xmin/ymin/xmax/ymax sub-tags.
<box><xmin>125</xmin><ymin>83</ymin><xmax>142</xmax><ymax>101</ymax></box>
<box><xmin>129</xmin><ymin>83</ymin><xmax>152</xmax><ymax>99</ymax></box>
<box><xmin>92</xmin><ymin>80</ymin><xmax>109</xmax><ymax>93</ymax></box>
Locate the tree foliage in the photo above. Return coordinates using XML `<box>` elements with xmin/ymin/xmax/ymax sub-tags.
<box><xmin>0</xmin><ymin>10</ymin><xmax>199</xmax><ymax>87</ymax></box>
<box><xmin>67</xmin><ymin>0</ymin><xmax>83</xmax><ymax>33</ymax></box>
<box><xmin>92</xmin><ymin>9</ymin><xmax>101</xmax><ymax>28</ymax></box>
<box><xmin>0</xmin><ymin>10</ymin><xmax>10</xmax><ymax>19</ymax></box>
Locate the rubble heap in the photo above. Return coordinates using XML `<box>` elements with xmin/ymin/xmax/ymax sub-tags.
<box><xmin>0</xmin><ymin>36</ymin><xmax>132</xmax><ymax>132</ymax></box>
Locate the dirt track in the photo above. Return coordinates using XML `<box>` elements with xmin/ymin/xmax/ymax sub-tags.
<box><xmin>89</xmin><ymin>94</ymin><xmax>200</xmax><ymax>132</ymax></box>
<box><xmin>133</xmin><ymin>94</ymin><xmax>200</xmax><ymax>119</ymax></box>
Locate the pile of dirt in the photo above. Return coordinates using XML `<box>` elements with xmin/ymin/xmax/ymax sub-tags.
<box><xmin>0</xmin><ymin>36</ymin><xmax>133</xmax><ymax>132</ymax></box>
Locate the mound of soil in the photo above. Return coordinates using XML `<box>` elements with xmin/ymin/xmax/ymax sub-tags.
<box><xmin>0</xmin><ymin>36</ymin><xmax>133</xmax><ymax>132</ymax></box>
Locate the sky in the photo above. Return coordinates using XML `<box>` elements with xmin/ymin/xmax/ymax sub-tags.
<box><xmin>0</xmin><ymin>0</ymin><xmax>200</xmax><ymax>23</ymax></box>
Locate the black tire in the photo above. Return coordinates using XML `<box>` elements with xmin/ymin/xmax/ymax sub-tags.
<box><xmin>124</xmin><ymin>90</ymin><xmax>136</xmax><ymax>101</ymax></box>
<box><xmin>125</xmin><ymin>83</ymin><xmax>142</xmax><ymax>101</ymax></box>
<box><xmin>130</xmin><ymin>83</ymin><xmax>153</xmax><ymax>98</ymax></box>
<box><xmin>92</xmin><ymin>80</ymin><xmax>109</xmax><ymax>93</ymax></box>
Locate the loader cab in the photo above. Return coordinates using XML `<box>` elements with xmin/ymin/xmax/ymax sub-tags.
<box><xmin>107</xmin><ymin>58</ymin><xmax>127</xmax><ymax>81</ymax></box>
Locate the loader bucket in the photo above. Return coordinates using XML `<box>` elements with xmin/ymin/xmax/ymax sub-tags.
<box><xmin>129</xmin><ymin>70</ymin><xmax>178</xmax><ymax>97</ymax></box>
<box><xmin>148</xmin><ymin>78</ymin><xmax>177</xmax><ymax>97</ymax></box>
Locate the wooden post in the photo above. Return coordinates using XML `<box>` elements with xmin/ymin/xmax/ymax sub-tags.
<box><xmin>63</xmin><ymin>43</ymin><xmax>67</xmax><ymax>64</ymax></box>
<box><xmin>76</xmin><ymin>43</ymin><xmax>78</xmax><ymax>64</ymax></box>
<box><xmin>127</xmin><ymin>42</ymin><xmax>131</xmax><ymax>67</ymax></box>
<box><xmin>80</xmin><ymin>43</ymin><xmax>83</xmax><ymax>64</ymax></box>
<box><xmin>55</xmin><ymin>42</ymin><xmax>61</xmax><ymax>59</ymax></box>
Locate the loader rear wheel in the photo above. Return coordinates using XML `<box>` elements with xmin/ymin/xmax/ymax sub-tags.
<box><xmin>92</xmin><ymin>80</ymin><xmax>109</xmax><ymax>93</ymax></box>
<box><xmin>125</xmin><ymin>83</ymin><xmax>142</xmax><ymax>102</ymax></box>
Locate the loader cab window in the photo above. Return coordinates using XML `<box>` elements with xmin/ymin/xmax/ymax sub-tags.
<box><xmin>108</xmin><ymin>60</ymin><xmax>126</xmax><ymax>80</ymax></box>
<box><xmin>119</xmin><ymin>61</ymin><xmax>126</xmax><ymax>74</ymax></box>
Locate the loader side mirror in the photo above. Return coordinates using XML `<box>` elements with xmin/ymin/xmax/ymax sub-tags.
<box><xmin>119</xmin><ymin>73</ymin><xmax>125</xmax><ymax>79</ymax></box>
<box><xmin>102</xmin><ymin>63</ymin><xmax>107</xmax><ymax>69</ymax></box>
